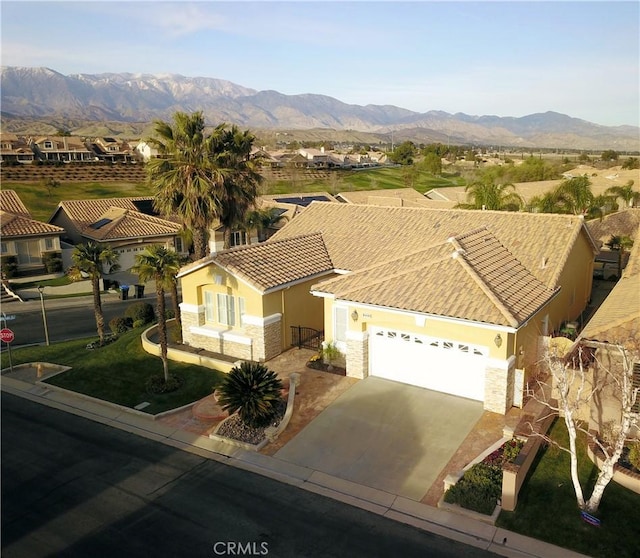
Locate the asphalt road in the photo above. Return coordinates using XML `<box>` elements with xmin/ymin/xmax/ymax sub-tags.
<box><xmin>2</xmin><ymin>297</ymin><xmax>159</xmax><ymax>346</ymax></box>
<box><xmin>1</xmin><ymin>393</ymin><xmax>499</xmax><ymax>558</ymax></box>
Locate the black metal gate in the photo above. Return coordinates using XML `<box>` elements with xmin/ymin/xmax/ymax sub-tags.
<box><xmin>291</xmin><ymin>326</ymin><xmax>324</xmax><ymax>350</ymax></box>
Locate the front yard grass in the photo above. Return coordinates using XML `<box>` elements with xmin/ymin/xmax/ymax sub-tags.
<box><xmin>0</xmin><ymin>328</ymin><xmax>225</xmax><ymax>415</ymax></box>
<box><xmin>496</xmin><ymin>420</ymin><xmax>640</xmax><ymax>558</ymax></box>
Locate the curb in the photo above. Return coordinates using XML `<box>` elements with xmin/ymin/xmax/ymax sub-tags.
<box><xmin>0</xmin><ymin>377</ymin><xmax>591</xmax><ymax>558</ymax></box>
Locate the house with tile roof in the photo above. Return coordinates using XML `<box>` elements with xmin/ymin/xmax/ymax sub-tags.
<box><xmin>571</xmin><ymin>229</ymin><xmax>640</xmax><ymax>438</ymax></box>
<box><xmin>30</xmin><ymin>136</ymin><xmax>94</xmax><ymax>162</ymax></box>
<box><xmin>177</xmin><ymin>202</ymin><xmax>598</xmax><ymax>414</ymax></box>
<box><xmin>0</xmin><ymin>133</ymin><xmax>35</xmax><ymax>164</ymax></box>
<box><xmin>49</xmin><ymin>197</ymin><xmax>187</xmax><ymax>271</ymax></box>
<box><xmin>0</xmin><ymin>190</ymin><xmax>64</xmax><ymax>275</ymax></box>
<box><xmin>336</xmin><ymin>187</ymin><xmax>457</xmax><ymax>209</ymax></box>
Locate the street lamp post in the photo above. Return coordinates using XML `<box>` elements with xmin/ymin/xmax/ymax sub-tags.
<box><xmin>37</xmin><ymin>285</ymin><xmax>50</xmax><ymax>346</ymax></box>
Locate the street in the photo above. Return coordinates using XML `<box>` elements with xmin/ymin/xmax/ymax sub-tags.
<box><xmin>1</xmin><ymin>394</ymin><xmax>499</xmax><ymax>558</ymax></box>
<box><xmin>1</xmin><ymin>296</ymin><xmax>161</xmax><ymax>347</ymax></box>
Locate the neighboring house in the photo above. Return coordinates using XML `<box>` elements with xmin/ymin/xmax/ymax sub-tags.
<box><xmin>575</xmin><ymin>229</ymin><xmax>640</xmax><ymax>438</ymax></box>
<box><xmin>48</xmin><ymin>197</ymin><xmax>186</xmax><ymax>271</ymax></box>
<box><xmin>0</xmin><ymin>190</ymin><xmax>64</xmax><ymax>275</ymax></box>
<box><xmin>207</xmin><ymin>193</ymin><xmax>338</xmax><ymax>254</ymax></box>
<box><xmin>89</xmin><ymin>137</ymin><xmax>136</xmax><ymax>163</ymax></box>
<box><xmin>29</xmin><ymin>136</ymin><xmax>95</xmax><ymax>162</ymax></box>
<box><xmin>0</xmin><ymin>133</ymin><xmax>35</xmax><ymax>164</ymax></box>
<box><xmin>178</xmin><ymin>202</ymin><xmax>598</xmax><ymax>415</ymax></box>
<box><xmin>587</xmin><ymin>209</ymin><xmax>640</xmax><ymax>278</ymax></box>
<box><xmin>132</xmin><ymin>140</ymin><xmax>159</xmax><ymax>162</ymax></box>
<box><xmin>336</xmin><ymin>187</ymin><xmax>457</xmax><ymax>209</ymax></box>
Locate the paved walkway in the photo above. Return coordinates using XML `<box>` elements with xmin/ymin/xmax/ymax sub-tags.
<box><xmin>1</xmin><ymin>360</ymin><xmax>588</xmax><ymax>558</ymax></box>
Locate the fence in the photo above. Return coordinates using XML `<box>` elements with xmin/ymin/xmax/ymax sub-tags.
<box><xmin>290</xmin><ymin>326</ymin><xmax>324</xmax><ymax>351</ymax></box>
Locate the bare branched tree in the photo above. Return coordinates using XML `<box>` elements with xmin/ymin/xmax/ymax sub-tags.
<box><xmin>529</xmin><ymin>342</ymin><xmax>639</xmax><ymax>513</ymax></box>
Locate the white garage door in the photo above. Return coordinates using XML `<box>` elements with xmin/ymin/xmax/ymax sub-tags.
<box><xmin>369</xmin><ymin>327</ymin><xmax>488</xmax><ymax>401</ymax></box>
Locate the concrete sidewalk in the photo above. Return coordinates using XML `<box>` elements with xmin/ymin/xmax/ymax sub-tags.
<box><xmin>0</xmin><ymin>374</ymin><xmax>590</xmax><ymax>558</ymax></box>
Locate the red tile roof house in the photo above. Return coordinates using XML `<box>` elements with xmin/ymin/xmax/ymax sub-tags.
<box><xmin>0</xmin><ymin>190</ymin><xmax>64</xmax><ymax>276</ymax></box>
<box><xmin>48</xmin><ymin>197</ymin><xmax>187</xmax><ymax>272</ymax></box>
<box><xmin>177</xmin><ymin>202</ymin><xmax>598</xmax><ymax>415</ymax></box>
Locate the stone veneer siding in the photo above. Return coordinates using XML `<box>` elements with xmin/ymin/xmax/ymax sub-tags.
<box><xmin>181</xmin><ymin>308</ymin><xmax>253</xmax><ymax>361</ymax></box>
<box><xmin>484</xmin><ymin>356</ymin><xmax>516</xmax><ymax>414</ymax></box>
<box><xmin>244</xmin><ymin>318</ymin><xmax>282</xmax><ymax>362</ymax></box>
<box><xmin>346</xmin><ymin>333</ymin><xmax>369</xmax><ymax>379</ymax></box>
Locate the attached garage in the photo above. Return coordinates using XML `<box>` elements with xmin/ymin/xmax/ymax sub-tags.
<box><xmin>369</xmin><ymin>327</ymin><xmax>488</xmax><ymax>401</ymax></box>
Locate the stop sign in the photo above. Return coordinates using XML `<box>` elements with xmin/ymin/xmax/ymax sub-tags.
<box><xmin>0</xmin><ymin>328</ymin><xmax>15</xmax><ymax>343</ymax></box>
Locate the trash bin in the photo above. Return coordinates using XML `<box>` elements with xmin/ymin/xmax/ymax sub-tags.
<box><xmin>135</xmin><ymin>284</ymin><xmax>145</xmax><ymax>299</ymax></box>
<box><xmin>119</xmin><ymin>285</ymin><xmax>129</xmax><ymax>300</ymax></box>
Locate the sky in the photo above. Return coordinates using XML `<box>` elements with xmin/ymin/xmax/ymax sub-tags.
<box><xmin>1</xmin><ymin>1</ymin><xmax>638</xmax><ymax>127</ymax></box>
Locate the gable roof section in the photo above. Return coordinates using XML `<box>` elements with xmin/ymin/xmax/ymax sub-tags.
<box><xmin>312</xmin><ymin>228</ymin><xmax>556</xmax><ymax>327</ymax></box>
<box><xmin>586</xmin><ymin>208</ymin><xmax>640</xmax><ymax>248</ymax></box>
<box><xmin>579</xmin><ymin>230</ymin><xmax>640</xmax><ymax>346</ymax></box>
<box><xmin>51</xmin><ymin>197</ymin><xmax>181</xmax><ymax>241</ymax></box>
<box><xmin>270</xmin><ymin>202</ymin><xmax>597</xmax><ymax>289</ymax></box>
<box><xmin>1</xmin><ymin>211</ymin><xmax>64</xmax><ymax>238</ymax></box>
<box><xmin>0</xmin><ymin>190</ymin><xmax>30</xmax><ymax>217</ymax></box>
<box><xmin>213</xmin><ymin>233</ymin><xmax>333</xmax><ymax>293</ymax></box>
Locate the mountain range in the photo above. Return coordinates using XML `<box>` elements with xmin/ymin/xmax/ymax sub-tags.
<box><xmin>1</xmin><ymin>66</ymin><xmax>638</xmax><ymax>151</ymax></box>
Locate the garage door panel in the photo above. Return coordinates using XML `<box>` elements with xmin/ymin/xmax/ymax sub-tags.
<box><xmin>369</xmin><ymin>328</ymin><xmax>487</xmax><ymax>401</ymax></box>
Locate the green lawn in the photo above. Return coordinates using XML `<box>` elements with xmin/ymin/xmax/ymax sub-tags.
<box><xmin>1</xmin><ymin>328</ymin><xmax>225</xmax><ymax>415</ymax></box>
<box><xmin>497</xmin><ymin>420</ymin><xmax>640</xmax><ymax>558</ymax></box>
<box><xmin>3</xmin><ymin>181</ymin><xmax>152</xmax><ymax>222</ymax></box>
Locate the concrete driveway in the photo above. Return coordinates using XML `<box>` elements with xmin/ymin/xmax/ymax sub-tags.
<box><xmin>275</xmin><ymin>377</ymin><xmax>484</xmax><ymax>501</ymax></box>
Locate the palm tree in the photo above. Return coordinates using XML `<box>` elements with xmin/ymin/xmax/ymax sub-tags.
<box><xmin>147</xmin><ymin>112</ymin><xmax>225</xmax><ymax>260</ymax></box>
<box><xmin>555</xmin><ymin>175</ymin><xmax>594</xmax><ymax>215</ymax></box>
<box><xmin>605</xmin><ymin>235</ymin><xmax>634</xmax><ymax>279</ymax></box>
<box><xmin>457</xmin><ymin>181</ymin><xmax>523</xmax><ymax>211</ymax></box>
<box><xmin>72</xmin><ymin>242</ymin><xmax>119</xmax><ymax>345</ymax></box>
<box><xmin>215</xmin><ymin>126</ymin><xmax>263</xmax><ymax>249</ymax></box>
<box><xmin>216</xmin><ymin>361</ymin><xmax>283</xmax><ymax>428</ymax></box>
<box><xmin>605</xmin><ymin>180</ymin><xmax>640</xmax><ymax>208</ymax></box>
<box><xmin>131</xmin><ymin>245</ymin><xmax>182</xmax><ymax>382</ymax></box>
<box><xmin>244</xmin><ymin>206</ymin><xmax>289</xmax><ymax>243</ymax></box>
<box><xmin>528</xmin><ymin>189</ymin><xmax>572</xmax><ymax>214</ymax></box>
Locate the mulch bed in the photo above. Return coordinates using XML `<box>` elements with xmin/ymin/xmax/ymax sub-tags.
<box><xmin>305</xmin><ymin>360</ymin><xmax>346</xmax><ymax>376</ymax></box>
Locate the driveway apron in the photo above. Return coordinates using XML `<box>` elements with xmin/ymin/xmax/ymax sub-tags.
<box><xmin>275</xmin><ymin>377</ymin><xmax>484</xmax><ymax>501</ymax></box>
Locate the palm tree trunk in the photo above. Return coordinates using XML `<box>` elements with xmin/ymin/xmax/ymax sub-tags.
<box><xmin>156</xmin><ymin>281</ymin><xmax>169</xmax><ymax>382</ymax></box>
<box><xmin>223</xmin><ymin>227</ymin><xmax>232</xmax><ymax>250</ymax></box>
<box><xmin>170</xmin><ymin>279</ymin><xmax>182</xmax><ymax>341</ymax></box>
<box><xmin>92</xmin><ymin>275</ymin><xmax>105</xmax><ymax>344</ymax></box>
<box><xmin>192</xmin><ymin>228</ymin><xmax>208</xmax><ymax>260</ymax></box>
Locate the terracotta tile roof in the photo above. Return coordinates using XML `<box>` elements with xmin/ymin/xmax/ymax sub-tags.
<box><xmin>270</xmin><ymin>202</ymin><xmax>596</xmax><ymax>290</ymax></box>
<box><xmin>312</xmin><ymin>228</ymin><xmax>556</xmax><ymax>327</ymax></box>
<box><xmin>586</xmin><ymin>209</ymin><xmax>640</xmax><ymax>248</ymax></box>
<box><xmin>0</xmin><ymin>190</ymin><xmax>30</xmax><ymax>217</ymax></box>
<box><xmin>53</xmin><ymin>197</ymin><xmax>181</xmax><ymax>241</ymax></box>
<box><xmin>1</xmin><ymin>211</ymin><xmax>64</xmax><ymax>238</ymax></box>
<box><xmin>205</xmin><ymin>233</ymin><xmax>333</xmax><ymax>293</ymax></box>
<box><xmin>580</xmin><ymin>229</ymin><xmax>640</xmax><ymax>346</ymax></box>
<box><xmin>83</xmin><ymin>206</ymin><xmax>181</xmax><ymax>241</ymax></box>
<box><xmin>336</xmin><ymin>188</ymin><xmax>426</xmax><ymax>204</ymax></box>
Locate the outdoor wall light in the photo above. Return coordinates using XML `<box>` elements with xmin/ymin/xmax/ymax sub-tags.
<box><xmin>351</xmin><ymin>310</ymin><xmax>359</xmax><ymax>322</ymax></box>
<box><xmin>494</xmin><ymin>333</ymin><xmax>503</xmax><ymax>348</ymax></box>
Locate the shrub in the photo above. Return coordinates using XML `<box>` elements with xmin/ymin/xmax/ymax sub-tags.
<box><xmin>628</xmin><ymin>441</ymin><xmax>640</xmax><ymax>471</ymax></box>
<box><xmin>443</xmin><ymin>462</ymin><xmax>502</xmax><ymax>515</ymax></box>
<box><xmin>109</xmin><ymin>316</ymin><xmax>129</xmax><ymax>334</ymax></box>
<box><xmin>146</xmin><ymin>373</ymin><xmax>183</xmax><ymax>394</ymax></box>
<box><xmin>124</xmin><ymin>301</ymin><xmax>155</xmax><ymax>325</ymax></box>
<box><xmin>66</xmin><ymin>266</ymin><xmax>84</xmax><ymax>282</ymax></box>
<box><xmin>132</xmin><ymin>319</ymin><xmax>146</xmax><ymax>329</ymax></box>
<box><xmin>502</xmin><ymin>438</ymin><xmax>524</xmax><ymax>462</ymax></box>
<box><xmin>42</xmin><ymin>251</ymin><xmax>63</xmax><ymax>273</ymax></box>
<box><xmin>217</xmin><ymin>361</ymin><xmax>284</xmax><ymax>428</ymax></box>
<box><xmin>1</xmin><ymin>255</ymin><xmax>18</xmax><ymax>279</ymax></box>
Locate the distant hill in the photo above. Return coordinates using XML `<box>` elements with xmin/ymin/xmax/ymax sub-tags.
<box><xmin>1</xmin><ymin>66</ymin><xmax>638</xmax><ymax>150</ymax></box>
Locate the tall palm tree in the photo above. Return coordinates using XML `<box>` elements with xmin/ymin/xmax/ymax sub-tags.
<box><xmin>72</xmin><ymin>242</ymin><xmax>119</xmax><ymax>345</ymax></box>
<box><xmin>131</xmin><ymin>245</ymin><xmax>182</xmax><ymax>382</ymax></box>
<box><xmin>215</xmin><ymin>126</ymin><xmax>263</xmax><ymax>249</ymax></box>
<box><xmin>457</xmin><ymin>181</ymin><xmax>523</xmax><ymax>211</ymax></box>
<box><xmin>528</xmin><ymin>189</ymin><xmax>572</xmax><ymax>214</ymax></box>
<box><xmin>147</xmin><ymin>112</ymin><xmax>225</xmax><ymax>260</ymax></box>
<box><xmin>605</xmin><ymin>180</ymin><xmax>640</xmax><ymax>208</ymax></box>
